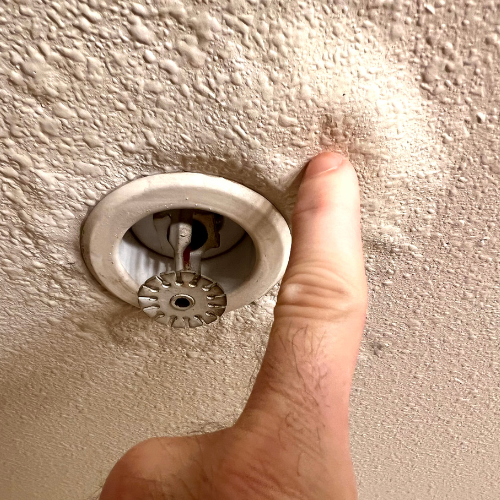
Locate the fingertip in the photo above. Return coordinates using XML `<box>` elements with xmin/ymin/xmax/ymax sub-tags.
<box><xmin>304</xmin><ymin>152</ymin><xmax>349</xmax><ymax>180</ymax></box>
<box><xmin>289</xmin><ymin>149</ymin><xmax>364</xmax><ymax>281</ymax></box>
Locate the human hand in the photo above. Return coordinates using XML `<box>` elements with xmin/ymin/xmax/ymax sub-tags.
<box><xmin>100</xmin><ymin>152</ymin><xmax>368</xmax><ymax>500</ymax></box>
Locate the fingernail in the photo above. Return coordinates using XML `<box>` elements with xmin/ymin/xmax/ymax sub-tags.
<box><xmin>304</xmin><ymin>152</ymin><xmax>346</xmax><ymax>179</ymax></box>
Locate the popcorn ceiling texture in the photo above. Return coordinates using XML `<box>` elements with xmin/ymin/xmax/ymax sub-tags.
<box><xmin>0</xmin><ymin>0</ymin><xmax>499</xmax><ymax>498</ymax></box>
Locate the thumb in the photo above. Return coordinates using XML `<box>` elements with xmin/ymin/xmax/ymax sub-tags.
<box><xmin>236</xmin><ymin>152</ymin><xmax>367</xmax><ymax>486</ymax></box>
<box><xmin>275</xmin><ymin>152</ymin><xmax>367</xmax><ymax>326</ymax></box>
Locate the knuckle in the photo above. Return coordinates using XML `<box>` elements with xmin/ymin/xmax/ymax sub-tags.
<box><xmin>292</xmin><ymin>190</ymin><xmax>336</xmax><ymax>220</ymax></box>
<box><xmin>276</xmin><ymin>266</ymin><xmax>367</xmax><ymax>321</ymax></box>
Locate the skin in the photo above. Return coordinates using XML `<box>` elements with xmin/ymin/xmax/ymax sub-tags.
<box><xmin>100</xmin><ymin>152</ymin><xmax>368</xmax><ymax>500</ymax></box>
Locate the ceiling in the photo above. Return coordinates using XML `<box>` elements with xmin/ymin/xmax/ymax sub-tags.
<box><xmin>0</xmin><ymin>0</ymin><xmax>499</xmax><ymax>499</ymax></box>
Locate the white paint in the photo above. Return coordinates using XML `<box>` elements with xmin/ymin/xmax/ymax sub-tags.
<box><xmin>0</xmin><ymin>0</ymin><xmax>499</xmax><ymax>499</ymax></box>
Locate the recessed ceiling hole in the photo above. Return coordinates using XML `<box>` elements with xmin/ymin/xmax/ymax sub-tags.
<box><xmin>83</xmin><ymin>172</ymin><xmax>291</xmax><ymax>315</ymax></box>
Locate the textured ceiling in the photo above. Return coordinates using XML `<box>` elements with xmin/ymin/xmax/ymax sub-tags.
<box><xmin>0</xmin><ymin>0</ymin><xmax>499</xmax><ymax>499</ymax></box>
